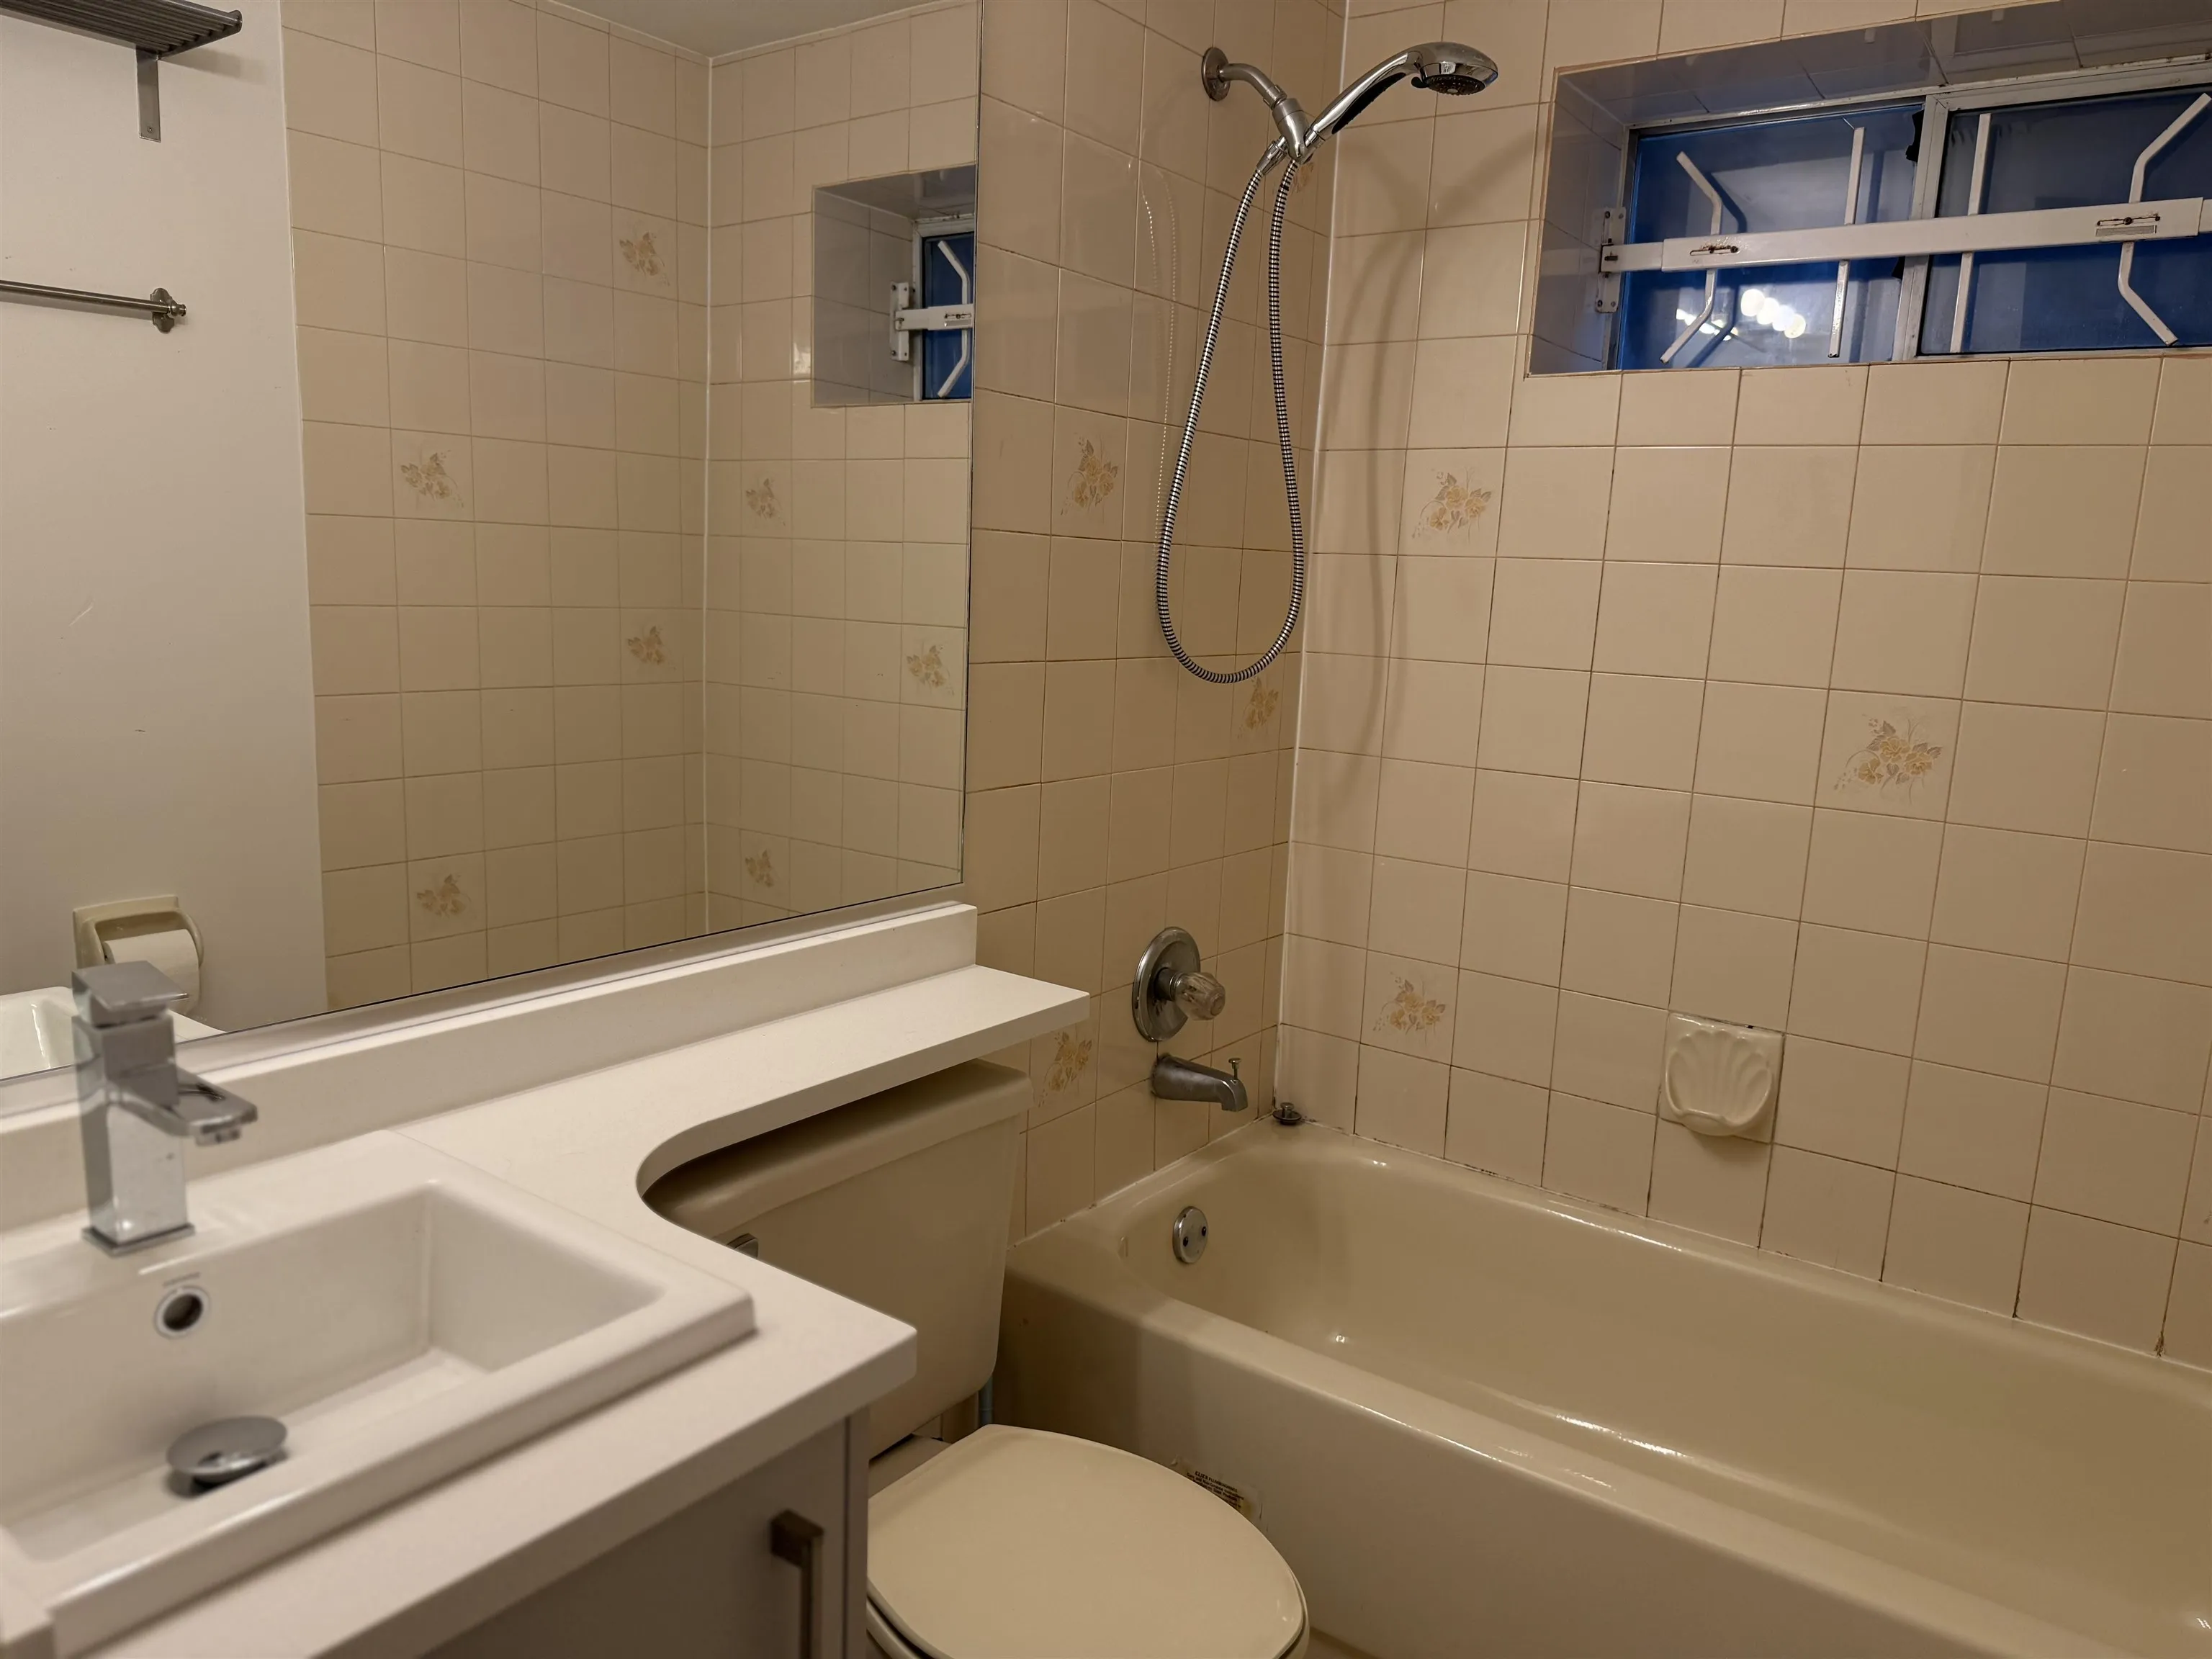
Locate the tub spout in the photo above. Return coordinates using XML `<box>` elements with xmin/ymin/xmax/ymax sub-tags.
<box><xmin>1154</xmin><ymin>1053</ymin><xmax>1249</xmax><ymax>1114</ymax></box>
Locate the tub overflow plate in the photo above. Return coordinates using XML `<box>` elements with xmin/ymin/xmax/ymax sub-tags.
<box><xmin>1172</xmin><ymin>1205</ymin><xmax>1209</xmax><ymax>1263</ymax></box>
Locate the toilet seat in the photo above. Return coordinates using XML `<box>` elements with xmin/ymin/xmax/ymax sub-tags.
<box><xmin>867</xmin><ymin>1426</ymin><xmax>1307</xmax><ymax>1659</ymax></box>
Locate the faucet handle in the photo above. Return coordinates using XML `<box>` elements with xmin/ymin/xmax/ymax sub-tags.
<box><xmin>73</xmin><ymin>961</ymin><xmax>188</xmax><ymax>1028</ymax></box>
<box><xmin>1169</xmin><ymin>968</ymin><xmax>1227</xmax><ymax>1022</ymax></box>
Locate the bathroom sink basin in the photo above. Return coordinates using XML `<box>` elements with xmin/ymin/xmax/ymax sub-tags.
<box><xmin>0</xmin><ymin>1131</ymin><xmax>752</xmax><ymax>1654</ymax></box>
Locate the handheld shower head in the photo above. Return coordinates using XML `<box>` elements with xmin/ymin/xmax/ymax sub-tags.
<box><xmin>1308</xmin><ymin>41</ymin><xmax>1498</xmax><ymax>144</ymax></box>
<box><xmin>1409</xmin><ymin>42</ymin><xmax>1500</xmax><ymax>94</ymax></box>
<box><xmin>1200</xmin><ymin>40</ymin><xmax>1496</xmax><ymax>161</ymax></box>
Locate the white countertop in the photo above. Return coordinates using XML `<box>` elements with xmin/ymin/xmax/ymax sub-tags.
<box><xmin>2</xmin><ymin>948</ymin><xmax>1083</xmax><ymax>1658</ymax></box>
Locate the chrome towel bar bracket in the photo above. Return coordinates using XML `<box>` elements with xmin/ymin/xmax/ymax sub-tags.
<box><xmin>0</xmin><ymin>282</ymin><xmax>187</xmax><ymax>332</ymax></box>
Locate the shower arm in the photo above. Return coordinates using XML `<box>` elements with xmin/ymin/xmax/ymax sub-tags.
<box><xmin>1202</xmin><ymin>48</ymin><xmax>1313</xmax><ymax>160</ymax></box>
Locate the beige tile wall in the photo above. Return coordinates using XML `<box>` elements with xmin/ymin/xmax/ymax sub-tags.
<box><xmin>967</xmin><ymin>0</ymin><xmax>1346</xmax><ymax>1237</ymax></box>
<box><xmin>284</xmin><ymin>0</ymin><xmax>712</xmax><ymax>1007</ymax></box>
<box><xmin>703</xmin><ymin>4</ymin><xmax>979</xmax><ymax>927</ymax></box>
<box><xmin>1283</xmin><ymin>0</ymin><xmax>2212</xmax><ymax>1362</ymax></box>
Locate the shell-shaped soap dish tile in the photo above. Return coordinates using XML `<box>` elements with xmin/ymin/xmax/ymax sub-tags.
<box><xmin>1659</xmin><ymin>1013</ymin><xmax>1782</xmax><ymax>1139</ymax></box>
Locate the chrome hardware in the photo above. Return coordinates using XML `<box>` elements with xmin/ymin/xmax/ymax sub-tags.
<box><xmin>1152</xmin><ymin>1052</ymin><xmax>1249</xmax><ymax>1116</ymax></box>
<box><xmin>1172</xmin><ymin>1205</ymin><xmax>1209</xmax><ymax>1264</ymax></box>
<box><xmin>1272</xmin><ymin>1099</ymin><xmax>1305</xmax><ymax>1127</ymax></box>
<box><xmin>74</xmin><ymin>961</ymin><xmax>257</xmax><ymax>1254</ymax></box>
<box><xmin>167</xmin><ymin>1415</ymin><xmax>286</xmax><ymax>1490</ymax></box>
<box><xmin>1132</xmin><ymin>925</ymin><xmax>1225</xmax><ymax>1043</ymax></box>
<box><xmin>153</xmin><ymin>1282</ymin><xmax>210</xmax><ymax>1337</ymax></box>
<box><xmin>770</xmin><ymin>1509</ymin><xmax>824</xmax><ymax>1659</ymax></box>
<box><xmin>0</xmin><ymin>281</ymin><xmax>187</xmax><ymax>331</ymax></box>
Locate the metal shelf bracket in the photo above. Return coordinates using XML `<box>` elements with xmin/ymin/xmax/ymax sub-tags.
<box><xmin>0</xmin><ymin>0</ymin><xmax>243</xmax><ymax>140</ymax></box>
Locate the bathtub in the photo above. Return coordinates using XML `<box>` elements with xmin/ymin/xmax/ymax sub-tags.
<box><xmin>997</xmin><ymin>1120</ymin><xmax>2211</xmax><ymax>1658</ymax></box>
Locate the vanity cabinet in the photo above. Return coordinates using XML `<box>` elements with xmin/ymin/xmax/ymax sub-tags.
<box><xmin>427</xmin><ymin>1416</ymin><xmax>868</xmax><ymax>1659</ymax></box>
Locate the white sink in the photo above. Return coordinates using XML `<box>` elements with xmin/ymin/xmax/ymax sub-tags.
<box><xmin>0</xmin><ymin>988</ymin><xmax>220</xmax><ymax>1081</ymax></box>
<box><xmin>0</xmin><ymin>1131</ymin><xmax>752</xmax><ymax>1654</ymax></box>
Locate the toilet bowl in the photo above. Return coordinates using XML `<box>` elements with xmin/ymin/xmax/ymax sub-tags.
<box><xmin>866</xmin><ymin>1426</ymin><xmax>1307</xmax><ymax>1659</ymax></box>
<box><xmin>642</xmin><ymin>1063</ymin><xmax>1310</xmax><ymax>1657</ymax></box>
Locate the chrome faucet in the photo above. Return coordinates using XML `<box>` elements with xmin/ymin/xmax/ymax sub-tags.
<box><xmin>73</xmin><ymin>961</ymin><xmax>256</xmax><ymax>1254</ymax></box>
<box><xmin>1152</xmin><ymin>1051</ymin><xmax>1250</xmax><ymax>1115</ymax></box>
<box><xmin>1133</xmin><ymin>926</ymin><xmax>1251</xmax><ymax>1115</ymax></box>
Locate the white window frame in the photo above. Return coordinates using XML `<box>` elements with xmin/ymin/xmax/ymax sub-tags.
<box><xmin>1598</xmin><ymin>58</ymin><xmax>2212</xmax><ymax>364</ymax></box>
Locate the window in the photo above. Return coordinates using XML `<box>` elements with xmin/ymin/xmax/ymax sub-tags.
<box><xmin>1921</xmin><ymin>86</ymin><xmax>2212</xmax><ymax>355</ymax></box>
<box><xmin>1602</xmin><ymin>68</ymin><xmax>2211</xmax><ymax>370</ymax></box>
<box><xmin>1620</xmin><ymin>105</ymin><xmax>1923</xmax><ymax>369</ymax></box>
<box><xmin>914</xmin><ymin>224</ymin><xmax>974</xmax><ymax>401</ymax></box>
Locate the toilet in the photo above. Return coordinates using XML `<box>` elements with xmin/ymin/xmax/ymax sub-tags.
<box><xmin>644</xmin><ymin>1061</ymin><xmax>1309</xmax><ymax>1659</ymax></box>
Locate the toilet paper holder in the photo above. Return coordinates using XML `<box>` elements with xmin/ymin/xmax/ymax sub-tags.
<box><xmin>73</xmin><ymin>896</ymin><xmax>205</xmax><ymax>1015</ymax></box>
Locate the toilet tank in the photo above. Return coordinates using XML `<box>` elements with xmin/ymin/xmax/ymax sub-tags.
<box><xmin>643</xmin><ymin>1061</ymin><xmax>1029</xmax><ymax>1456</ymax></box>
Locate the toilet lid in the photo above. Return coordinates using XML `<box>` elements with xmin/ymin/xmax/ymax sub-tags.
<box><xmin>868</xmin><ymin>1426</ymin><xmax>1305</xmax><ymax>1659</ymax></box>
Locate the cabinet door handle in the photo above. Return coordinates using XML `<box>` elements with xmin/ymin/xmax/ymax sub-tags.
<box><xmin>769</xmin><ymin>1509</ymin><xmax>824</xmax><ymax>1659</ymax></box>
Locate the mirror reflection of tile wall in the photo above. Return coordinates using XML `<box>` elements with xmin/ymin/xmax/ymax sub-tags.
<box><xmin>705</xmin><ymin>6</ymin><xmax>978</xmax><ymax>924</ymax></box>
<box><xmin>283</xmin><ymin>0</ymin><xmax>975</xmax><ymax>1009</ymax></box>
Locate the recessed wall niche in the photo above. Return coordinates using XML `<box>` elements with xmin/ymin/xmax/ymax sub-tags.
<box><xmin>812</xmin><ymin>166</ymin><xmax>977</xmax><ymax>405</ymax></box>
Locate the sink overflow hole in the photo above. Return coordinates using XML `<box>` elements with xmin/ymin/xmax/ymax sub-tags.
<box><xmin>154</xmin><ymin>1285</ymin><xmax>209</xmax><ymax>1338</ymax></box>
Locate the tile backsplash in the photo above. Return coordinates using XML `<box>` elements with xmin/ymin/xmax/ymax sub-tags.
<box><xmin>1279</xmin><ymin>0</ymin><xmax>2210</xmax><ymax>1363</ymax></box>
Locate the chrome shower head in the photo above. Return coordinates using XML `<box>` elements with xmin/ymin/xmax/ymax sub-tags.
<box><xmin>1201</xmin><ymin>40</ymin><xmax>1496</xmax><ymax>162</ymax></box>
<box><xmin>1408</xmin><ymin>42</ymin><xmax>1499</xmax><ymax>94</ymax></box>
<box><xmin>1308</xmin><ymin>41</ymin><xmax>1499</xmax><ymax>145</ymax></box>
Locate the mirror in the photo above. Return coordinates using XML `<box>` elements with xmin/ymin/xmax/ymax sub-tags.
<box><xmin>0</xmin><ymin>0</ymin><xmax>979</xmax><ymax>1078</ymax></box>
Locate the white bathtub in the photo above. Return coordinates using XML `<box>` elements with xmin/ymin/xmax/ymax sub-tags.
<box><xmin>997</xmin><ymin>1120</ymin><xmax>2211</xmax><ymax>1658</ymax></box>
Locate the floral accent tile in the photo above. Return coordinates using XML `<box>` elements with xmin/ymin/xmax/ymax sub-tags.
<box><xmin>736</xmin><ymin>832</ymin><xmax>786</xmax><ymax>898</ymax></box>
<box><xmin>1399</xmin><ymin>449</ymin><xmax>1503</xmax><ymax>556</ymax></box>
<box><xmin>905</xmin><ymin>642</ymin><xmax>948</xmax><ymax>688</ymax></box>
<box><xmin>1363</xmin><ymin>954</ymin><xmax>1454</xmax><ymax>1061</ymax></box>
<box><xmin>1066</xmin><ymin>437</ymin><xmax>1120</xmax><ymax>511</ymax></box>
<box><xmin>1044</xmin><ymin>1029</ymin><xmax>1095</xmax><ymax>1094</ymax></box>
<box><xmin>620</xmin><ymin>611</ymin><xmax>687</xmax><ymax>683</ymax></box>
<box><xmin>1377</xmin><ymin>975</ymin><xmax>1446</xmax><ymax>1035</ymax></box>
<box><xmin>620</xmin><ymin>230</ymin><xmax>663</xmax><ymax>279</ymax></box>
<box><xmin>1819</xmin><ymin>694</ymin><xmax>1959</xmax><ymax>822</ymax></box>
<box><xmin>1244</xmin><ymin>680</ymin><xmax>1280</xmax><ymax>732</ymax></box>
<box><xmin>743</xmin><ymin>474</ymin><xmax>780</xmax><ymax>521</ymax></box>
<box><xmin>1415</xmin><ymin>470</ymin><xmax>1494</xmax><ymax>537</ymax></box>
<box><xmin>613</xmin><ymin>214</ymin><xmax>678</xmax><ymax>295</ymax></box>
<box><xmin>1052</xmin><ymin>415</ymin><xmax>1128</xmax><ymax>535</ymax></box>
<box><xmin>393</xmin><ymin>433</ymin><xmax>469</xmax><ymax>519</ymax></box>
<box><xmin>1030</xmin><ymin>1017</ymin><xmax>1098</xmax><ymax>1119</ymax></box>
<box><xmin>415</xmin><ymin>873</ymin><xmax>467</xmax><ymax>918</ymax></box>
<box><xmin>899</xmin><ymin>626</ymin><xmax>964</xmax><ymax>708</ymax></box>
<box><xmin>405</xmin><ymin>855</ymin><xmax>483</xmax><ymax>943</ymax></box>
<box><xmin>400</xmin><ymin>452</ymin><xmax>459</xmax><ymax>502</ymax></box>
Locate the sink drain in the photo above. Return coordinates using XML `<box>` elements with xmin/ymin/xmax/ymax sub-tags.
<box><xmin>167</xmin><ymin>1416</ymin><xmax>287</xmax><ymax>1491</ymax></box>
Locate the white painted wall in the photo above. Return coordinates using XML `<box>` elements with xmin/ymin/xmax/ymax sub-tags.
<box><xmin>1</xmin><ymin>4</ymin><xmax>325</xmax><ymax>1034</ymax></box>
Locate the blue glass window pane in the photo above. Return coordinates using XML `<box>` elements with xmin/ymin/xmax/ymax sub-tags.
<box><xmin>1920</xmin><ymin>87</ymin><xmax>2212</xmax><ymax>355</ymax></box>
<box><xmin>1620</xmin><ymin>105</ymin><xmax>1920</xmax><ymax>369</ymax></box>
<box><xmin>920</xmin><ymin>230</ymin><xmax>974</xmax><ymax>400</ymax></box>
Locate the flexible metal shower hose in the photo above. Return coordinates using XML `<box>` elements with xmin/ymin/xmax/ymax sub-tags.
<box><xmin>1154</xmin><ymin>145</ymin><xmax>1305</xmax><ymax>685</ymax></box>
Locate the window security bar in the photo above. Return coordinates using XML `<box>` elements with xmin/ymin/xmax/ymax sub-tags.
<box><xmin>1829</xmin><ymin>122</ymin><xmax>1866</xmax><ymax>359</ymax></box>
<box><xmin>1601</xmin><ymin>197</ymin><xmax>2208</xmax><ymax>274</ymax></box>
<box><xmin>1658</xmin><ymin>153</ymin><xmax>1727</xmax><ymax>364</ymax></box>
<box><xmin>1606</xmin><ymin>91</ymin><xmax>2212</xmax><ymax>352</ymax></box>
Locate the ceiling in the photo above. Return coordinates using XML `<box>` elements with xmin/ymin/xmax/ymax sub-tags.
<box><xmin>564</xmin><ymin>0</ymin><xmax>924</xmax><ymax>60</ymax></box>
